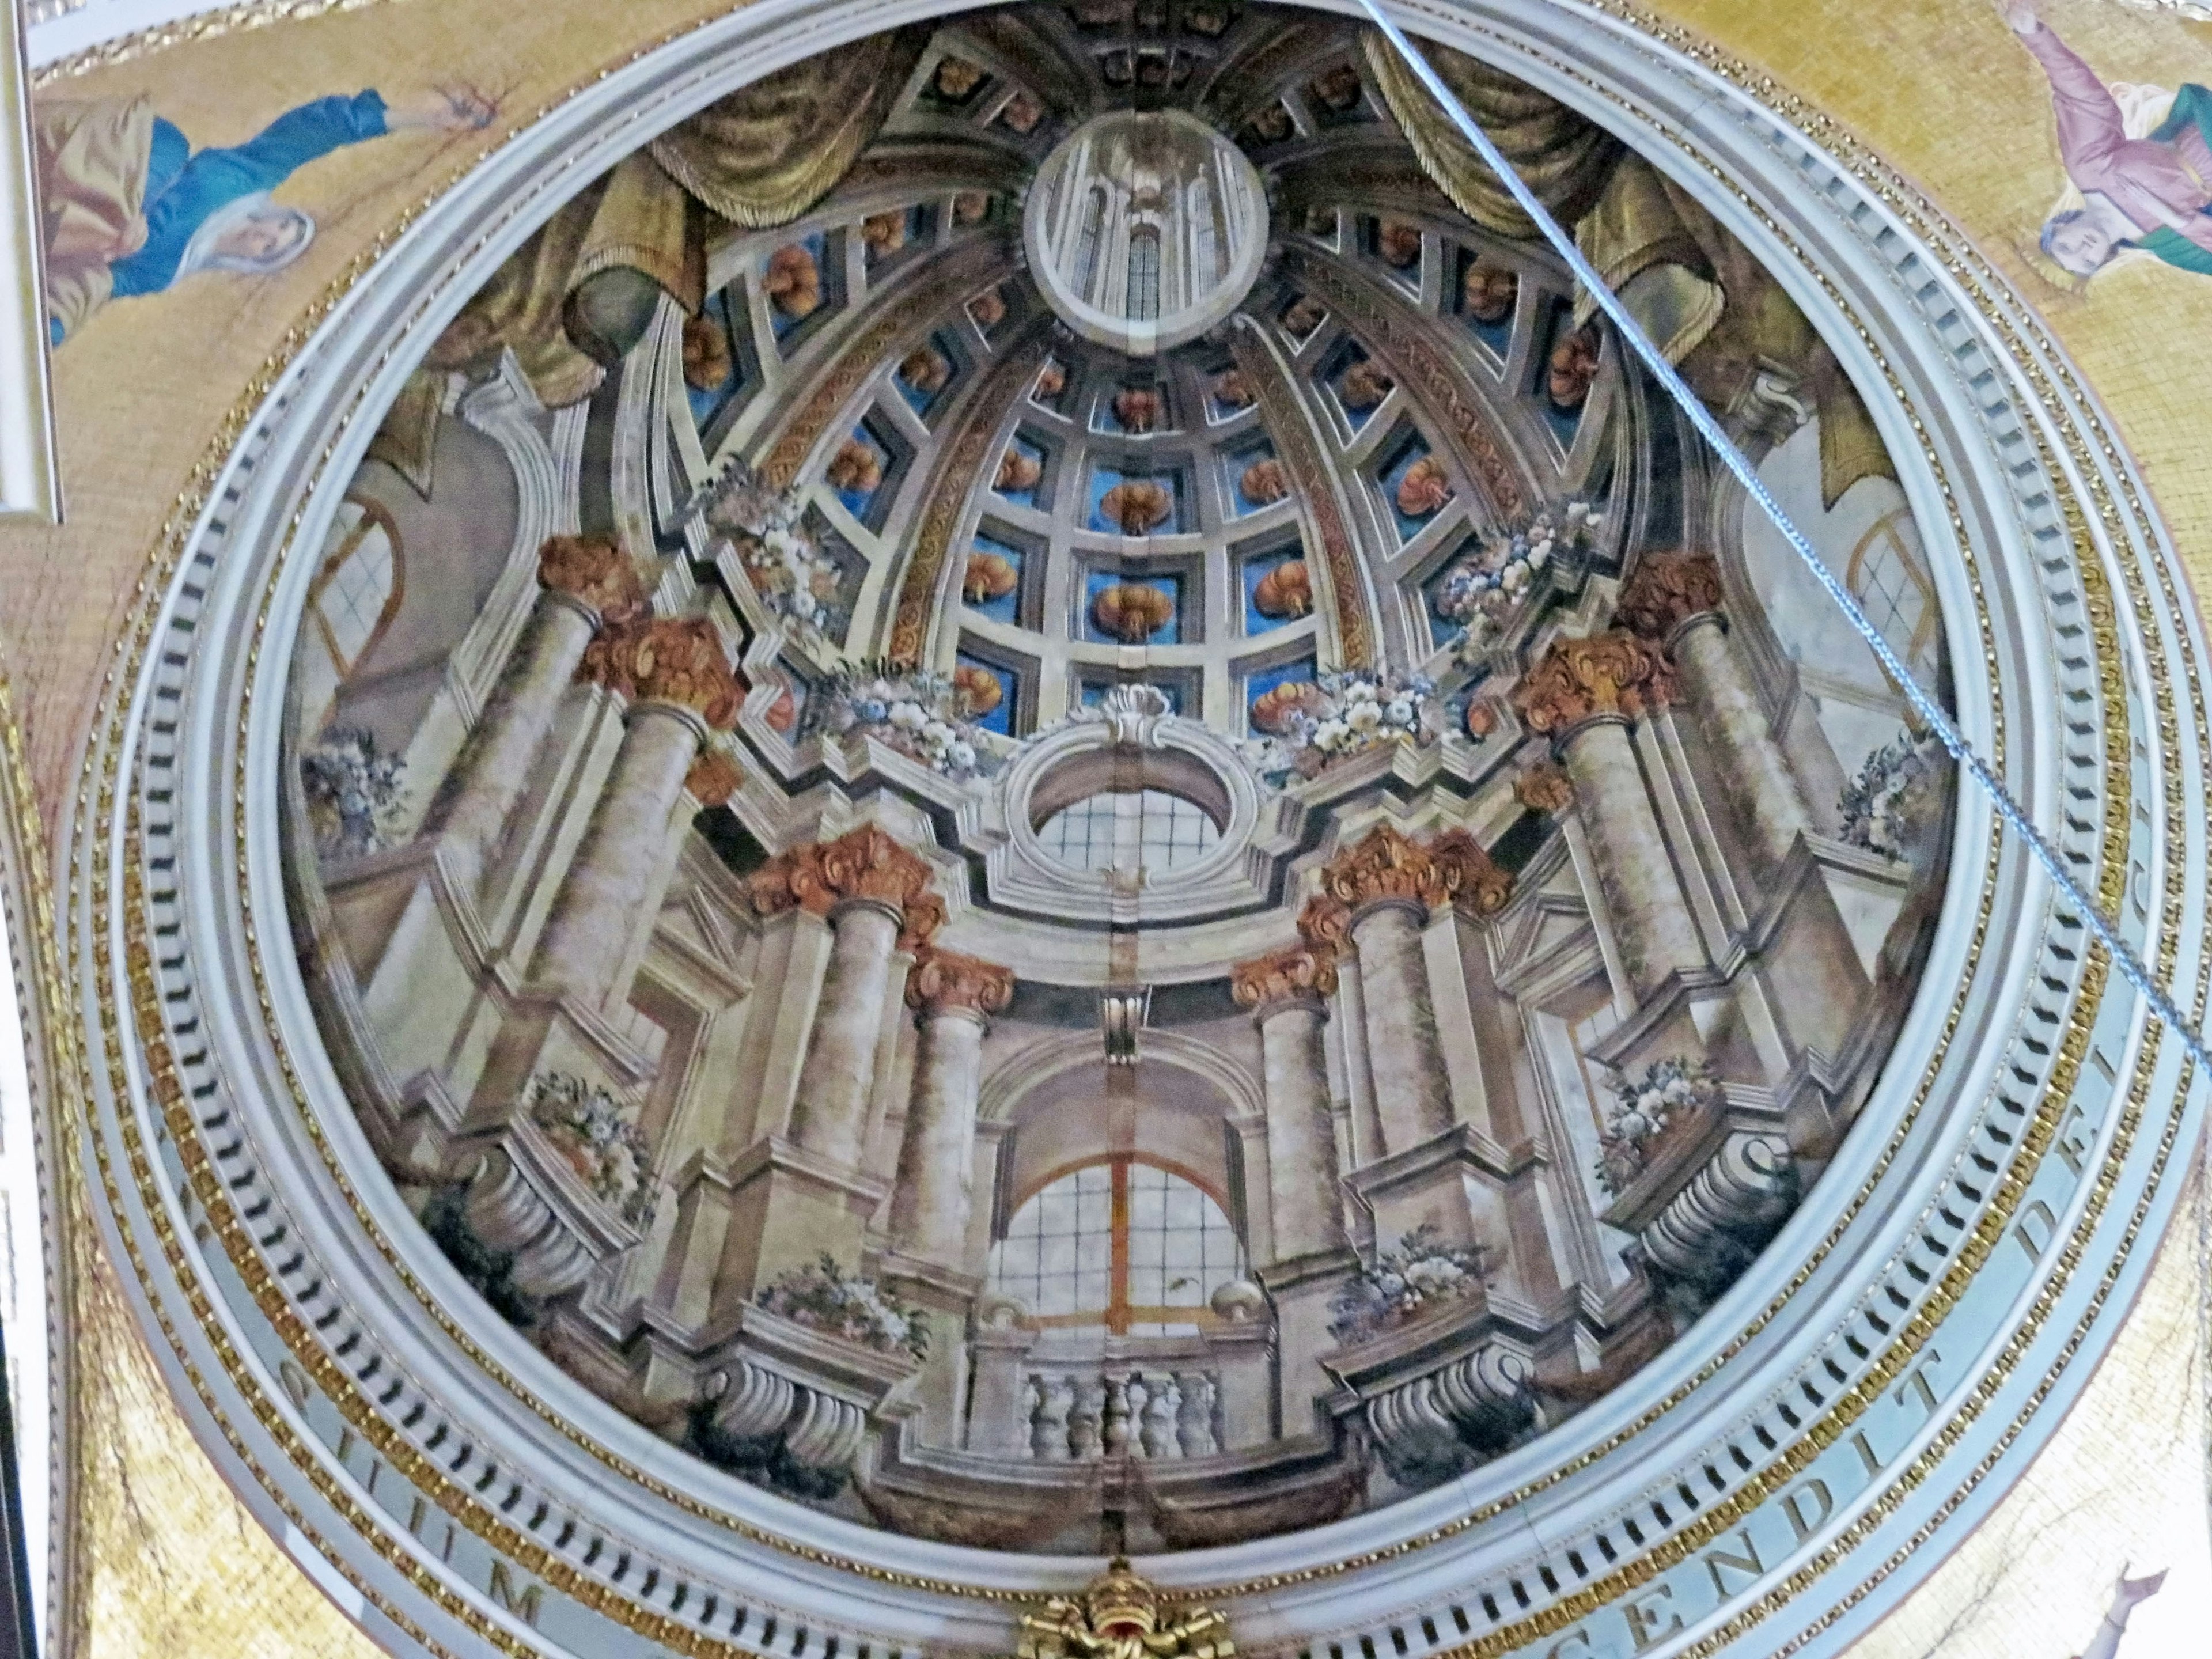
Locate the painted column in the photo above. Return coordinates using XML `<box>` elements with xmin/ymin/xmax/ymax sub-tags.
<box><xmin>1301</xmin><ymin>827</ymin><xmax>1510</xmax><ymax>1157</ymax></box>
<box><xmin>420</xmin><ymin>536</ymin><xmax>646</xmax><ymax>888</ymax></box>
<box><xmin>531</xmin><ymin>615</ymin><xmax>744</xmax><ymax>1010</ymax></box>
<box><xmin>1230</xmin><ymin>945</ymin><xmax>1347</xmax><ymax>1260</ymax></box>
<box><xmin>891</xmin><ymin>950</ymin><xmax>1016</xmax><ymax>1269</ymax></box>
<box><xmin>1516</xmin><ymin>631</ymin><xmax>1705</xmax><ymax>999</ymax></box>
<box><xmin>1619</xmin><ymin>551</ymin><xmax>1811</xmax><ymax>870</ymax></box>
<box><xmin>749</xmin><ymin>827</ymin><xmax>946</xmax><ymax>1172</ymax></box>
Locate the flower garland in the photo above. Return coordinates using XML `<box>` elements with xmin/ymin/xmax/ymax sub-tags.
<box><xmin>527</xmin><ymin>1072</ymin><xmax>657</xmax><ymax>1229</ymax></box>
<box><xmin>699</xmin><ymin>465</ymin><xmax>849</xmax><ymax>648</ymax></box>
<box><xmin>1433</xmin><ymin>501</ymin><xmax>1600</xmax><ymax>661</ymax></box>
<box><xmin>300</xmin><ymin>726</ymin><xmax>406</xmax><ymax>860</ymax></box>
<box><xmin>759</xmin><ymin>1255</ymin><xmax>930</xmax><ymax>1361</ymax></box>
<box><xmin>1594</xmin><ymin>1056</ymin><xmax>1723</xmax><ymax>1196</ymax></box>
<box><xmin>1328</xmin><ymin>1224</ymin><xmax>1487</xmax><ymax>1344</ymax></box>
<box><xmin>1243</xmin><ymin>668</ymin><xmax>1440</xmax><ymax>781</ymax></box>
<box><xmin>1839</xmin><ymin>727</ymin><xmax>1949</xmax><ymax>858</ymax></box>
<box><xmin>808</xmin><ymin>661</ymin><xmax>1003</xmax><ymax>781</ymax></box>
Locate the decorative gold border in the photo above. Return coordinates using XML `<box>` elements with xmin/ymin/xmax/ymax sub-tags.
<box><xmin>29</xmin><ymin>0</ymin><xmax>414</xmax><ymax>89</ymax></box>
<box><xmin>24</xmin><ymin>7</ymin><xmax>2196</xmax><ymax>1659</ymax></box>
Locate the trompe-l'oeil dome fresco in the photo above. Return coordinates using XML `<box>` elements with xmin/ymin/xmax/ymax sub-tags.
<box><xmin>282</xmin><ymin>0</ymin><xmax>1954</xmax><ymax>1557</ymax></box>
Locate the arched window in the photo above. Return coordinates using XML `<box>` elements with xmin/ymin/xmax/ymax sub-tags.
<box><xmin>988</xmin><ymin>1158</ymin><xmax>1244</xmax><ymax>1335</ymax></box>
<box><xmin>309</xmin><ymin>498</ymin><xmax>403</xmax><ymax>676</ymax></box>
<box><xmin>1846</xmin><ymin>509</ymin><xmax>1938</xmax><ymax>685</ymax></box>
<box><xmin>1037</xmin><ymin>787</ymin><xmax>1221</xmax><ymax>874</ymax></box>
<box><xmin>1126</xmin><ymin>226</ymin><xmax>1161</xmax><ymax>322</ymax></box>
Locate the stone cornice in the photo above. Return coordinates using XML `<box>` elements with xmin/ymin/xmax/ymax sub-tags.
<box><xmin>748</xmin><ymin>825</ymin><xmax>945</xmax><ymax>952</ymax></box>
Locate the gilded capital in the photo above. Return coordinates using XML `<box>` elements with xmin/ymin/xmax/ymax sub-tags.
<box><xmin>1613</xmin><ymin>551</ymin><xmax>1724</xmax><ymax>643</ymax></box>
<box><xmin>1513</xmin><ymin>761</ymin><xmax>1574</xmax><ymax>816</ymax></box>
<box><xmin>907</xmin><ymin>948</ymin><xmax>1016</xmax><ymax>1018</ymax></box>
<box><xmin>684</xmin><ymin>748</ymin><xmax>744</xmax><ymax>808</ymax></box>
<box><xmin>1230</xmin><ymin>944</ymin><xmax>1339</xmax><ymax>1011</ymax></box>
<box><xmin>578</xmin><ymin>616</ymin><xmax>745</xmax><ymax>730</ymax></box>
<box><xmin>1512</xmin><ymin>630</ymin><xmax>1672</xmax><ymax>737</ymax></box>
<box><xmin>1316</xmin><ymin>825</ymin><xmax>1453</xmax><ymax>916</ymax></box>
<box><xmin>536</xmin><ymin>535</ymin><xmax>648</xmax><ymax>622</ymax></box>
<box><xmin>749</xmin><ymin>825</ymin><xmax>946</xmax><ymax>951</ymax></box>
<box><xmin>1428</xmin><ymin>828</ymin><xmax>1514</xmax><ymax>917</ymax></box>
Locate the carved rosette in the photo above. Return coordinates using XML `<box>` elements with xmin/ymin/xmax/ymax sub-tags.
<box><xmin>1512</xmin><ymin>630</ymin><xmax>1673</xmax><ymax>738</ymax></box>
<box><xmin>906</xmin><ymin>948</ymin><xmax>1016</xmax><ymax>1021</ymax></box>
<box><xmin>578</xmin><ymin>616</ymin><xmax>746</xmax><ymax>729</ymax></box>
<box><xmin>536</xmin><ymin>534</ymin><xmax>648</xmax><ymax>622</ymax></box>
<box><xmin>749</xmin><ymin>825</ymin><xmax>946</xmax><ymax>952</ymax></box>
<box><xmin>1297</xmin><ymin>825</ymin><xmax>1515</xmax><ymax>942</ymax></box>
<box><xmin>683</xmin><ymin>748</ymin><xmax>744</xmax><ymax>808</ymax></box>
<box><xmin>1513</xmin><ymin>762</ymin><xmax>1574</xmax><ymax>816</ymax></box>
<box><xmin>1229</xmin><ymin>944</ymin><xmax>1340</xmax><ymax>1012</ymax></box>
<box><xmin>1614</xmin><ymin>550</ymin><xmax>1725</xmax><ymax>644</ymax></box>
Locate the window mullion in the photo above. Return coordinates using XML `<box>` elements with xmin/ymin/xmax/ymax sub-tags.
<box><xmin>1108</xmin><ymin>1157</ymin><xmax>1131</xmax><ymax>1335</ymax></box>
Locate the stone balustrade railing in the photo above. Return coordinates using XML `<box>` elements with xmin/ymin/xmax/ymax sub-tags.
<box><xmin>1022</xmin><ymin>1366</ymin><xmax>1222</xmax><ymax>1462</ymax></box>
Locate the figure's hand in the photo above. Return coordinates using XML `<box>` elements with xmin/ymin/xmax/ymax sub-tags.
<box><xmin>389</xmin><ymin>85</ymin><xmax>498</xmax><ymax>132</ymax></box>
<box><xmin>2116</xmin><ymin>1565</ymin><xmax>2168</xmax><ymax>1610</ymax></box>
<box><xmin>2001</xmin><ymin>0</ymin><xmax>2041</xmax><ymax>34</ymax></box>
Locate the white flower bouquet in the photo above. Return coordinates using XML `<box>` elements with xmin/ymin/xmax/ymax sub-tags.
<box><xmin>699</xmin><ymin>464</ymin><xmax>850</xmax><ymax>646</ymax></box>
<box><xmin>526</xmin><ymin>1072</ymin><xmax>657</xmax><ymax>1229</ymax></box>
<box><xmin>1839</xmin><ymin>727</ymin><xmax>1950</xmax><ymax>858</ymax></box>
<box><xmin>759</xmin><ymin>1255</ymin><xmax>930</xmax><ymax>1361</ymax></box>
<box><xmin>1328</xmin><ymin>1223</ymin><xmax>1488</xmax><ymax>1343</ymax></box>
<box><xmin>1433</xmin><ymin>500</ymin><xmax>1600</xmax><ymax>661</ymax></box>
<box><xmin>1594</xmin><ymin>1056</ymin><xmax>1723</xmax><ymax>1196</ymax></box>
<box><xmin>1247</xmin><ymin>668</ymin><xmax>1440</xmax><ymax>781</ymax></box>
<box><xmin>809</xmin><ymin>660</ymin><xmax>1002</xmax><ymax>781</ymax></box>
<box><xmin>300</xmin><ymin>726</ymin><xmax>407</xmax><ymax>861</ymax></box>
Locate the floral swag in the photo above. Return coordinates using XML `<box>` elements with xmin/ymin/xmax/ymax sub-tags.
<box><xmin>1839</xmin><ymin>726</ymin><xmax>1950</xmax><ymax>858</ymax></box>
<box><xmin>806</xmin><ymin>660</ymin><xmax>1005</xmax><ymax>781</ymax></box>
<box><xmin>1433</xmin><ymin>501</ymin><xmax>1601</xmax><ymax>662</ymax></box>
<box><xmin>697</xmin><ymin>463</ymin><xmax>850</xmax><ymax>650</ymax></box>
<box><xmin>1594</xmin><ymin>1056</ymin><xmax>1724</xmax><ymax>1196</ymax></box>
<box><xmin>527</xmin><ymin>1072</ymin><xmax>657</xmax><ymax>1229</ymax></box>
<box><xmin>1244</xmin><ymin>668</ymin><xmax>1442</xmax><ymax>781</ymax></box>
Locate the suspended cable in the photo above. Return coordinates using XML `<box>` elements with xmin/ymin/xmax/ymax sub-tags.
<box><xmin>1352</xmin><ymin>0</ymin><xmax>2211</xmax><ymax>1077</ymax></box>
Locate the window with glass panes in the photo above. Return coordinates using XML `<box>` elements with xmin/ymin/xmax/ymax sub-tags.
<box><xmin>1846</xmin><ymin>509</ymin><xmax>1937</xmax><ymax>684</ymax></box>
<box><xmin>1036</xmin><ymin>788</ymin><xmax>1221</xmax><ymax>874</ymax></box>
<box><xmin>987</xmin><ymin>1157</ymin><xmax>1244</xmax><ymax>1335</ymax></box>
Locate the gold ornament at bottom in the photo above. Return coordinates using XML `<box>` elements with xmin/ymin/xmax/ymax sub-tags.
<box><xmin>1017</xmin><ymin>1559</ymin><xmax>1234</xmax><ymax>1659</ymax></box>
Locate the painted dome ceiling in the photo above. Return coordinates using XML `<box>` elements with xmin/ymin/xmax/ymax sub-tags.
<box><xmin>31</xmin><ymin>0</ymin><xmax>2209</xmax><ymax>1654</ymax></box>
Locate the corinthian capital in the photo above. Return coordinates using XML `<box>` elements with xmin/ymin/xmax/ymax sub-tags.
<box><xmin>1230</xmin><ymin>944</ymin><xmax>1339</xmax><ymax>1011</ymax></box>
<box><xmin>536</xmin><ymin>535</ymin><xmax>647</xmax><ymax>622</ymax></box>
<box><xmin>1613</xmin><ymin>551</ymin><xmax>1725</xmax><ymax>643</ymax></box>
<box><xmin>906</xmin><ymin>948</ymin><xmax>1016</xmax><ymax>1018</ymax></box>
<box><xmin>1428</xmin><ymin>828</ymin><xmax>1514</xmax><ymax>917</ymax></box>
<box><xmin>1512</xmin><ymin>630</ymin><xmax>1672</xmax><ymax>737</ymax></box>
<box><xmin>748</xmin><ymin>825</ymin><xmax>946</xmax><ymax>951</ymax></box>
<box><xmin>684</xmin><ymin>748</ymin><xmax>744</xmax><ymax>808</ymax></box>
<box><xmin>578</xmin><ymin>616</ymin><xmax>745</xmax><ymax>730</ymax></box>
<box><xmin>1316</xmin><ymin>825</ymin><xmax>1454</xmax><ymax>916</ymax></box>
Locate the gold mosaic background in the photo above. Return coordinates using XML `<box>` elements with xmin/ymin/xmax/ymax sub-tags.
<box><xmin>1</xmin><ymin>0</ymin><xmax>2208</xmax><ymax>1653</ymax></box>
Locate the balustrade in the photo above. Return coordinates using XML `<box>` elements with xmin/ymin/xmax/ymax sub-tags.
<box><xmin>1020</xmin><ymin>1368</ymin><xmax>1222</xmax><ymax>1462</ymax></box>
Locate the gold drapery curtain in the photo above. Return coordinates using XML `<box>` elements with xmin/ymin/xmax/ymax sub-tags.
<box><xmin>430</xmin><ymin>25</ymin><xmax>930</xmax><ymax>408</ymax></box>
<box><xmin>1363</xmin><ymin>30</ymin><xmax>1892</xmax><ymax>507</ymax></box>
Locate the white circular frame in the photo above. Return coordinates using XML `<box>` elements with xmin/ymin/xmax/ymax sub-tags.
<box><xmin>62</xmin><ymin>3</ymin><xmax>2210</xmax><ymax>1659</ymax></box>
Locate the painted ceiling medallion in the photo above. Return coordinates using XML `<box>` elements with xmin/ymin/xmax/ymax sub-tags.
<box><xmin>1025</xmin><ymin>108</ymin><xmax>1268</xmax><ymax>354</ymax></box>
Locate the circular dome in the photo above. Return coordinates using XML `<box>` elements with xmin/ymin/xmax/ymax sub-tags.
<box><xmin>1024</xmin><ymin>108</ymin><xmax>1268</xmax><ymax>354</ymax></box>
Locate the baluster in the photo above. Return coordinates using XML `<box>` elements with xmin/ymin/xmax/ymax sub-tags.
<box><xmin>1139</xmin><ymin>1374</ymin><xmax>1181</xmax><ymax>1459</ymax></box>
<box><xmin>1173</xmin><ymin>1372</ymin><xmax>1218</xmax><ymax>1457</ymax></box>
<box><xmin>1101</xmin><ymin>1374</ymin><xmax>1132</xmax><ymax>1457</ymax></box>
<box><xmin>1068</xmin><ymin>1376</ymin><xmax>1104</xmax><ymax>1461</ymax></box>
<box><xmin>1031</xmin><ymin>1374</ymin><xmax>1073</xmax><ymax>1461</ymax></box>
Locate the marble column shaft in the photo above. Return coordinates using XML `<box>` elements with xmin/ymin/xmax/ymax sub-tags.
<box><xmin>532</xmin><ymin>700</ymin><xmax>704</xmax><ymax>1009</ymax></box>
<box><xmin>788</xmin><ymin>900</ymin><xmax>904</xmax><ymax>1169</ymax></box>
<box><xmin>1350</xmin><ymin>900</ymin><xmax>1456</xmax><ymax>1154</ymax></box>
<box><xmin>1673</xmin><ymin>614</ymin><xmax>1812</xmax><ymax>870</ymax></box>
<box><xmin>889</xmin><ymin>950</ymin><xmax>1013</xmax><ymax>1268</ymax></box>
<box><xmin>1254</xmin><ymin>995</ymin><xmax>1348</xmax><ymax>1258</ymax></box>
<box><xmin>422</xmin><ymin>592</ymin><xmax>598</xmax><ymax>886</ymax></box>
<box><xmin>1560</xmin><ymin>714</ymin><xmax>1706</xmax><ymax>997</ymax></box>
